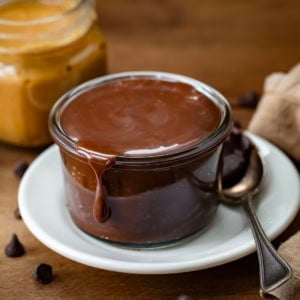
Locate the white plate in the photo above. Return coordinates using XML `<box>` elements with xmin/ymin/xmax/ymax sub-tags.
<box><xmin>18</xmin><ymin>134</ymin><xmax>300</xmax><ymax>274</ymax></box>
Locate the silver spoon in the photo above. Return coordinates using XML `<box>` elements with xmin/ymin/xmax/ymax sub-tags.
<box><xmin>221</xmin><ymin>145</ymin><xmax>292</xmax><ymax>293</ymax></box>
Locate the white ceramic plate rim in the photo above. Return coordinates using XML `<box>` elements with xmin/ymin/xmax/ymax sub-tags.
<box><xmin>18</xmin><ymin>133</ymin><xmax>300</xmax><ymax>274</ymax></box>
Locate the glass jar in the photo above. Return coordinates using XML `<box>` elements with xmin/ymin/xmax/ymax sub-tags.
<box><xmin>49</xmin><ymin>71</ymin><xmax>232</xmax><ymax>248</ymax></box>
<box><xmin>0</xmin><ymin>0</ymin><xmax>106</xmax><ymax>146</ymax></box>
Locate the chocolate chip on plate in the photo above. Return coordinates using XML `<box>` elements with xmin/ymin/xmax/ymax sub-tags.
<box><xmin>238</xmin><ymin>91</ymin><xmax>260</xmax><ymax>108</ymax></box>
<box><xmin>14</xmin><ymin>207</ymin><xmax>22</xmax><ymax>220</ymax></box>
<box><xmin>13</xmin><ymin>160</ymin><xmax>29</xmax><ymax>178</ymax></box>
<box><xmin>33</xmin><ymin>263</ymin><xmax>53</xmax><ymax>284</ymax></box>
<box><xmin>5</xmin><ymin>233</ymin><xmax>25</xmax><ymax>257</ymax></box>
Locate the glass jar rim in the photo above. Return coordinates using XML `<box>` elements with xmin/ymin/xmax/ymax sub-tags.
<box><xmin>49</xmin><ymin>71</ymin><xmax>232</xmax><ymax>167</ymax></box>
<box><xmin>0</xmin><ymin>0</ymin><xmax>87</xmax><ymax>26</ymax></box>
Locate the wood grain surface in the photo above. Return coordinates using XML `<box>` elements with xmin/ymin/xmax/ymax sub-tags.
<box><xmin>1</xmin><ymin>1</ymin><xmax>300</xmax><ymax>299</ymax></box>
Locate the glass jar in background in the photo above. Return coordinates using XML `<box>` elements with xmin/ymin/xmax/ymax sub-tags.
<box><xmin>0</xmin><ymin>0</ymin><xmax>107</xmax><ymax>146</ymax></box>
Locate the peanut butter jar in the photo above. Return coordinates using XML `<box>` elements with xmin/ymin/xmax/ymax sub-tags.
<box><xmin>49</xmin><ymin>72</ymin><xmax>232</xmax><ymax>248</ymax></box>
<box><xmin>0</xmin><ymin>0</ymin><xmax>107</xmax><ymax>146</ymax></box>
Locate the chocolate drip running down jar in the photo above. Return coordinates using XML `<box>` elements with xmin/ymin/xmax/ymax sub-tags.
<box><xmin>0</xmin><ymin>0</ymin><xmax>106</xmax><ymax>146</ymax></box>
<box><xmin>49</xmin><ymin>72</ymin><xmax>232</xmax><ymax>248</ymax></box>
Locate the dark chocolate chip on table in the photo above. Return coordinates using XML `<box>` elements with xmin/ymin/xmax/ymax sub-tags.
<box><xmin>13</xmin><ymin>160</ymin><xmax>29</xmax><ymax>178</ymax></box>
<box><xmin>238</xmin><ymin>90</ymin><xmax>260</xmax><ymax>108</ymax></box>
<box><xmin>5</xmin><ymin>233</ymin><xmax>25</xmax><ymax>257</ymax></box>
<box><xmin>33</xmin><ymin>263</ymin><xmax>53</xmax><ymax>284</ymax></box>
<box><xmin>295</xmin><ymin>160</ymin><xmax>300</xmax><ymax>171</ymax></box>
<box><xmin>233</xmin><ymin>119</ymin><xmax>242</xmax><ymax>128</ymax></box>
<box><xmin>290</xmin><ymin>157</ymin><xmax>300</xmax><ymax>171</ymax></box>
<box><xmin>14</xmin><ymin>207</ymin><xmax>22</xmax><ymax>220</ymax></box>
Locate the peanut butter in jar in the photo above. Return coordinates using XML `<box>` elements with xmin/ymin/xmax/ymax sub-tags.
<box><xmin>0</xmin><ymin>0</ymin><xmax>107</xmax><ymax>147</ymax></box>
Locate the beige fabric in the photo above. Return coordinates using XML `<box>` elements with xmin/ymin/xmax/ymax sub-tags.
<box><xmin>248</xmin><ymin>63</ymin><xmax>300</xmax><ymax>161</ymax></box>
<box><xmin>260</xmin><ymin>232</ymin><xmax>300</xmax><ymax>299</ymax></box>
<box><xmin>250</xmin><ymin>64</ymin><xmax>300</xmax><ymax>299</ymax></box>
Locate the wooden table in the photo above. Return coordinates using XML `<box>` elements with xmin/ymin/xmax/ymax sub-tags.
<box><xmin>1</xmin><ymin>1</ymin><xmax>300</xmax><ymax>299</ymax></box>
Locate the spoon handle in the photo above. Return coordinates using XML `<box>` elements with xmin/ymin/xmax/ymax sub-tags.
<box><xmin>242</xmin><ymin>193</ymin><xmax>292</xmax><ymax>293</ymax></box>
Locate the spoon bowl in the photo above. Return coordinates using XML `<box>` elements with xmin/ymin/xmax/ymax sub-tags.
<box><xmin>221</xmin><ymin>143</ymin><xmax>292</xmax><ymax>293</ymax></box>
<box><xmin>222</xmin><ymin>146</ymin><xmax>264</xmax><ymax>201</ymax></box>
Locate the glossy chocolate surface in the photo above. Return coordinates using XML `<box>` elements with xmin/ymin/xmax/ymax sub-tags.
<box><xmin>61</xmin><ymin>79</ymin><xmax>221</xmax><ymax>156</ymax></box>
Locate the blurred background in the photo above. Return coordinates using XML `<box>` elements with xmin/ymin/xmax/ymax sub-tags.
<box><xmin>97</xmin><ymin>0</ymin><xmax>300</xmax><ymax>121</ymax></box>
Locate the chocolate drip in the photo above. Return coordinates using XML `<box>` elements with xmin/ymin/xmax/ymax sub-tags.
<box><xmin>77</xmin><ymin>148</ymin><xmax>115</xmax><ymax>222</ymax></box>
<box><xmin>61</xmin><ymin>78</ymin><xmax>222</xmax><ymax>228</ymax></box>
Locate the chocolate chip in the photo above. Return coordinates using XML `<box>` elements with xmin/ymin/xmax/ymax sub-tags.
<box><xmin>5</xmin><ymin>234</ymin><xmax>25</xmax><ymax>257</ymax></box>
<box><xmin>238</xmin><ymin>91</ymin><xmax>260</xmax><ymax>108</ymax></box>
<box><xmin>233</xmin><ymin>119</ymin><xmax>242</xmax><ymax>128</ymax></box>
<box><xmin>33</xmin><ymin>263</ymin><xmax>53</xmax><ymax>284</ymax></box>
<box><xmin>177</xmin><ymin>294</ymin><xmax>193</xmax><ymax>300</ymax></box>
<box><xmin>290</xmin><ymin>158</ymin><xmax>300</xmax><ymax>171</ymax></box>
<box><xmin>14</xmin><ymin>207</ymin><xmax>22</xmax><ymax>220</ymax></box>
<box><xmin>295</xmin><ymin>160</ymin><xmax>300</xmax><ymax>171</ymax></box>
<box><xmin>13</xmin><ymin>161</ymin><xmax>29</xmax><ymax>178</ymax></box>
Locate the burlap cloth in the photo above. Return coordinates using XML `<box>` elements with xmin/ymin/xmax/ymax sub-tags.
<box><xmin>249</xmin><ymin>63</ymin><xmax>300</xmax><ymax>161</ymax></box>
<box><xmin>248</xmin><ymin>64</ymin><xmax>300</xmax><ymax>299</ymax></box>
